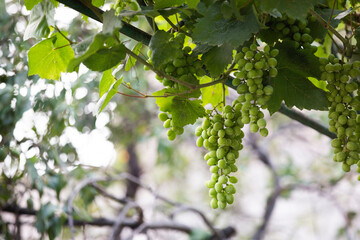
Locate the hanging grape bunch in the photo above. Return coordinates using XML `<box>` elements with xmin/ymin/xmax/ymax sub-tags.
<box><xmin>320</xmin><ymin>55</ymin><xmax>360</xmax><ymax>177</ymax></box>
<box><xmin>265</xmin><ymin>14</ymin><xmax>317</xmax><ymax>50</ymax></box>
<box><xmin>232</xmin><ymin>43</ymin><xmax>278</xmax><ymax>136</ymax></box>
<box><xmin>111</xmin><ymin>0</ymin><xmax>139</xmax><ymax>22</ymax></box>
<box><xmin>195</xmin><ymin>104</ymin><xmax>245</xmax><ymax>209</ymax></box>
<box><xmin>148</xmin><ymin>32</ymin><xmax>206</xmax><ymax>141</ymax></box>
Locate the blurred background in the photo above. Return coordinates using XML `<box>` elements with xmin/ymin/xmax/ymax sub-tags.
<box><xmin>1</xmin><ymin>1</ymin><xmax>360</xmax><ymax>240</ymax></box>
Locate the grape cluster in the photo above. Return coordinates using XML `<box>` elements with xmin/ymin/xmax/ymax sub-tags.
<box><xmin>158</xmin><ymin>112</ymin><xmax>184</xmax><ymax>141</ymax></box>
<box><xmin>232</xmin><ymin>44</ymin><xmax>277</xmax><ymax>136</ymax></box>
<box><xmin>266</xmin><ymin>14</ymin><xmax>317</xmax><ymax>50</ymax></box>
<box><xmin>149</xmin><ymin>33</ymin><xmax>206</xmax><ymax>140</ymax></box>
<box><xmin>148</xmin><ymin>33</ymin><xmax>206</xmax><ymax>89</ymax></box>
<box><xmin>111</xmin><ymin>0</ymin><xmax>139</xmax><ymax>22</ymax></box>
<box><xmin>195</xmin><ymin>104</ymin><xmax>245</xmax><ymax>209</ymax></box>
<box><xmin>320</xmin><ymin>55</ymin><xmax>360</xmax><ymax>177</ymax></box>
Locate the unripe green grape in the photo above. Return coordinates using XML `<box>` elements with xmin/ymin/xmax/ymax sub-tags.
<box><xmin>216</xmin><ymin>148</ymin><xmax>227</xmax><ymax>159</ymax></box>
<box><xmin>218</xmin><ymin>175</ymin><xmax>227</xmax><ymax>184</ymax></box>
<box><xmin>229</xmin><ymin>176</ymin><xmax>238</xmax><ymax>183</ymax></box>
<box><xmin>269</xmin><ymin>68</ymin><xmax>278</xmax><ymax>77</ymax></box>
<box><xmin>215</xmin><ymin>182</ymin><xmax>223</xmax><ymax>192</ymax></box>
<box><xmin>270</xmin><ymin>49</ymin><xmax>279</xmax><ymax>57</ymax></box>
<box><xmin>260</xmin><ymin>128</ymin><xmax>269</xmax><ymax>137</ymax></box>
<box><xmin>225</xmin><ymin>184</ymin><xmax>236</xmax><ymax>194</ymax></box>
<box><xmin>268</xmin><ymin>58</ymin><xmax>277</xmax><ymax>68</ymax></box>
<box><xmin>293</xmin><ymin>32</ymin><xmax>301</xmax><ymax>41</ymax></box>
<box><xmin>158</xmin><ymin>112</ymin><xmax>169</xmax><ymax>122</ymax></box>
<box><xmin>257</xmin><ymin>118</ymin><xmax>267</xmax><ymax>128</ymax></box>
<box><xmin>209</xmin><ymin>188</ymin><xmax>217</xmax><ymax>197</ymax></box>
<box><xmin>167</xmin><ymin>129</ymin><xmax>176</xmax><ymax>141</ymax></box>
<box><xmin>207</xmin><ymin>158</ymin><xmax>217</xmax><ymax>166</ymax></box>
<box><xmin>217</xmin><ymin>192</ymin><xmax>226</xmax><ymax>202</ymax></box>
<box><xmin>218</xmin><ymin>201</ymin><xmax>227</xmax><ymax>209</ymax></box>
<box><xmin>244</xmin><ymin>62</ymin><xmax>254</xmax><ymax>71</ymax></box>
<box><xmin>250</xmin><ymin>123</ymin><xmax>259</xmax><ymax>133</ymax></box>
<box><xmin>210</xmin><ymin>198</ymin><xmax>218</xmax><ymax>209</ymax></box>
<box><xmin>342</xmin><ymin>163</ymin><xmax>351</xmax><ymax>172</ymax></box>
<box><xmin>164</xmin><ymin>119</ymin><xmax>172</xmax><ymax>128</ymax></box>
<box><xmin>263</xmin><ymin>85</ymin><xmax>274</xmax><ymax>95</ymax></box>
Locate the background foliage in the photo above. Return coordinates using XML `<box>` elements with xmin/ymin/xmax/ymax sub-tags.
<box><xmin>1</xmin><ymin>0</ymin><xmax>360</xmax><ymax>239</ymax></box>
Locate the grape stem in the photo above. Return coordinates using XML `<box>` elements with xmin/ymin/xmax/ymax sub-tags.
<box><xmin>309</xmin><ymin>9</ymin><xmax>352</xmax><ymax>57</ymax></box>
<box><xmin>278</xmin><ymin>104</ymin><xmax>337</xmax><ymax>139</ymax></box>
<box><xmin>123</xmin><ymin>46</ymin><xmax>198</xmax><ymax>89</ymax></box>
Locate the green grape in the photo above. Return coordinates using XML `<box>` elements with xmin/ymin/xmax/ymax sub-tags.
<box><xmin>158</xmin><ymin>112</ymin><xmax>169</xmax><ymax>121</ymax></box>
<box><xmin>163</xmin><ymin>119</ymin><xmax>171</xmax><ymax>128</ymax></box>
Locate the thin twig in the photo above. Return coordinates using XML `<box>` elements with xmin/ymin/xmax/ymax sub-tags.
<box><xmin>110</xmin><ymin>201</ymin><xmax>142</xmax><ymax>240</ymax></box>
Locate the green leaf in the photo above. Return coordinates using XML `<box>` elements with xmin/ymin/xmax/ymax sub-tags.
<box><xmin>47</xmin><ymin>174</ymin><xmax>66</xmax><ymax>200</ymax></box>
<box><xmin>259</xmin><ymin>0</ymin><xmax>317</xmax><ymax>21</ymax></box>
<box><xmin>186</xmin><ymin>0</ymin><xmax>200</xmax><ymax>8</ymax></box>
<box><xmin>149</xmin><ymin>30</ymin><xmax>183</xmax><ymax>68</ymax></box>
<box><xmin>67</xmin><ymin>34</ymin><xmax>123</xmax><ymax>72</ymax></box>
<box><xmin>192</xmin><ymin>2</ymin><xmax>259</xmax><ymax>48</ymax></box>
<box><xmin>28</xmin><ymin>32</ymin><xmax>74</xmax><ymax>80</ymax></box>
<box><xmin>95</xmin><ymin>77</ymin><xmax>123</xmax><ymax>114</ymax></box>
<box><xmin>82</xmin><ymin>44</ymin><xmax>126</xmax><ymax>72</ymax></box>
<box><xmin>267</xmin><ymin>41</ymin><xmax>328</xmax><ymax>114</ymax></box>
<box><xmin>24</xmin><ymin>2</ymin><xmax>55</xmax><ymax>40</ymax></box>
<box><xmin>24</xmin><ymin>0</ymin><xmax>43</xmax><ymax>10</ymax></box>
<box><xmin>125</xmin><ymin>42</ymin><xmax>143</xmax><ymax>71</ymax></box>
<box><xmin>103</xmin><ymin>10</ymin><xmax>123</xmax><ymax>34</ymax></box>
<box><xmin>200</xmin><ymin>76</ymin><xmax>227</xmax><ymax>110</ymax></box>
<box><xmin>308</xmin><ymin>8</ymin><xmax>341</xmax><ymax>40</ymax></box>
<box><xmin>154</xmin><ymin>0</ymin><xmax>185</xmax><ymax>9</ymax></box>
<box><xmin>202</xmin><ymin>44</ymin><xmax>233</xmax><ymax>78</ymax></box>
<box><xmin>153</xmin><ymin>89</ymin><xmax>206</xmax><ymax>128</ymax></box>
<box><xmin>99</xmin><ymin>69</ymin><xmax>115</xmax><ymax>98</ymax></box>
<box><xmin>92</xmin><ymin>0</ymin><xmax>104</xmax><ymax>7</ymax></box>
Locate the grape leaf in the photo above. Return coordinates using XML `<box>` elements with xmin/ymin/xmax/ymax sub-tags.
<box><xmin>154</xmin><ymin>0</ymin><xmax>185</xmax><ymax>9</ymax></box>
<box><xmin>92</xmin><ymin>0</ymin><xmax>104</xmax><ymax>7</ymax></box>
<box><xmin>186</xmin><ymin>0</ymin><xmax>200</xmax><ymax>8</ymax></box>
<box><xmin>149</xmin><ymin>31</ymin><xmax>183</xmax><ymax>68</ymax></box>
<box><xmin>24</xmin><ymin>2</ymin><xmax>55</xmax><ymax>40</ymax></box>
<box><xmin>200</xmin><ymin>76</ymin><xmax>228</xmax><ymax>110</ymax></box>
<box><xmin>259</xmin><ymin>0</ymin><xmax>317</xmax><ymax>21</ymax></box>
<box><xmin>308</xmin><ymin>8</ymin><xmax>341</xmax><ymax>40</ymax></box>
<box><xmin>125</xmin><ymin>42</ymin><xmax>143</xmax><ymax>71</ymax></box>
<box><xmin>95</xmin><ymin>77</ymin><xmax>123</xmax><ymax>114</ymax></box>
<box><xmin>24</xmin><ymin>0</ymin><xmax>43</xmax><ymax>10</ymax></box>
<box><xmin>82</xmin><ymin>44</ymin><xmax>126</xmax><ymax>72</ymax></box>
<box><xmin>192</xmin><ymin>2</ymin><xmax>259</xmax><ymax>48</ymax></box>
<box><xmin>171</xmin><ymin>98</ymin><xmax>206</xmax><ymax>127</ymax></box>
<box><xmin>103</xmin><ymin>10</ymin><xmax>123</xmax><ymax>34</ymax></box>
<box><xmin>28</xmin><ymin>32</ymin><xmax>74</xmax><ymax>80</ymax></box>
<box><xmin>153</xmin><ymin>89</ymin><xmax>206</xmax><ymax>128</ymax></box>
<box><xmin>267</xmin><ymin>41</ymin><xmax>328</xmax><ymax>114</ymax></box>
<box><xmin>99</xmin><ymin>69</ymin><xmax>115</xmax><ymax>98</ymax></box>
<box><xmin>67</xmin><ymin>34</ymin><xmax>124</xmax><ymax>72</ymax></box>
<box><xmin>202</xmin><ymin>44</ymin><xmax>233</xmax><ymax>78</ymax></box>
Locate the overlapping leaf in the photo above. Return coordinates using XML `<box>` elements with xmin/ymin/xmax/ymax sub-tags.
<box><xmin>149</xmin><ymin>31</ymin><xmax>183</xmax><ymax>68</ymax></box>
<box><xmin>28</xmin><ymin>32</ymin><xmax>74</xmax><ymax>80</ymax></box>
<box><xmin>153</xmin><ymin>89</ymin><xmax>206</xmax><ymax>128</ymax></box>
<box><xmin>259</xmin><ymin>0</ymin><xmax>317</xmax><ymax>21</ymax></box>
<box><xmin>192</xmin><ymin>2</ymin><xmax>259</xmax><ymax>48</ymax></box>
<box><xmin>267</xmin><ymin>41</ymin><xmax>328</xmax><ymax>114</ymax></box>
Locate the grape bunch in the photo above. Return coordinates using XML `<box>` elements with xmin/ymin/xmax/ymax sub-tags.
<box><xmin>158</xmin><ymin>112</ymin><xmax>184</xmax><ymax>141</ymax></box>
<box><xmin>195</xmin><ymin>104</ymin><xmax>245</xmax><ymax>209</ymax></box>
<box><xmin>147</xmin><ymin>33</ymin><xmax>206</xmax><ymax>89</ymax></box>
<box><xmin>232</xmin><ymin>43</ymin><xmax>278</xmax><ymax>136</ymax></box>
<box><xmin>319</xmin><ymin>55</ymin><xmax>360</xmax><ymax>177</ymax></box>
<box><xmin>148</xmin><ymin>32</ymin><xmax>206</xmax><ymax>140</ymax></box>
<box><xmin>265</xmin><ymin>14</ymin><xmax>317</xmax><ymax>50</ymax></box>
<box><xmin>111</xmin><ymin>0</ymin><xmax>139</xmax><ymax>22</ymax></box>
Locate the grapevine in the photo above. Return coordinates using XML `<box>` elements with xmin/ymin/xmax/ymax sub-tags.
<box><xmin>24</xmin><ymin>0</ymin><xmax>360</xmax><ymax>212</ymax></box>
